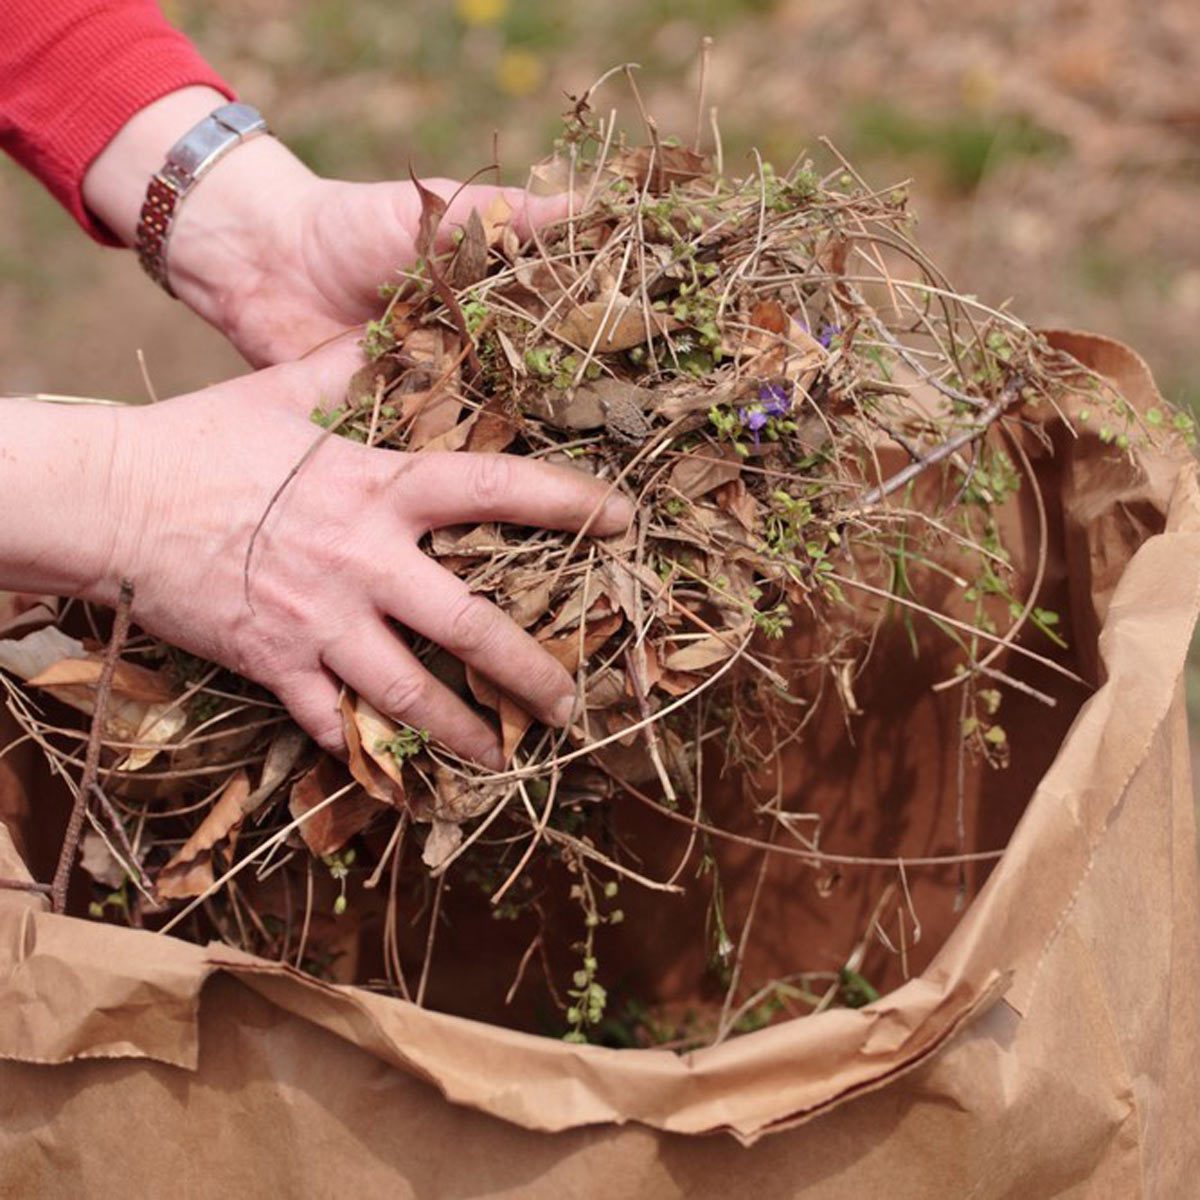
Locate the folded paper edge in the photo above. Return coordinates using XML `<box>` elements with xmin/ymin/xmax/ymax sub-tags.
<box><xmin>0</xmin><ymin>332</ymin><xmax>1195</xmax><ymax>1141</ymax></box>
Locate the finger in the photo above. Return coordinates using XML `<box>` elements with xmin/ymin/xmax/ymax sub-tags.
<box><xmin>396</xmin><ymin>452</ymin><xmax>634</xmax><ymax>535</ymax></box>
<box><xmin>278</xmin><ymin>335</ymin><xmax>366</xmax><ymax>412</ymax></box>
<box><xmin>378</xmin><ymin>552</ymin><xmax>576</xmax><ymax>729</ymax></box>
<box><xmin>322</xmin><ymin>622</ymin><xmax>504</xmax><ymax>770</ymax></box>
<box><xmin>445</xmin><ymin>184</ymin><xmax>570</xmax><ymax>244</ymax></box>
<box><xmin>273</xmin><ymin>666</ymin><xmax>347</xmax><ymax>757</ymax></box>
<box><xmin>412</xmin><ymin>180</ymin><xmax>569</xmax><ymax>252</ymax></box>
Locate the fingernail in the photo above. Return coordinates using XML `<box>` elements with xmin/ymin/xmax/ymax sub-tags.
<box><xmin>550</xmin><ymin>692</ymin><xmax>576</xmax><ymax>728</ymax></box>
<box><xmin>602</xmin><ymin>493</ymin><xmax>635</xmax><ymax>529</ymax></box>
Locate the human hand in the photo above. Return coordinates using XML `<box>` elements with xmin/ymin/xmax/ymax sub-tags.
<box><xmin>171</xmin><ymin>146</ymin><xmax>565</xmax><ymax>367</ymax></box>
<box><xmin>83</xmin><ymin>87</ymin><xmax>565</xmax><ymax>367</ymax></box>
<box><xmin>86</xmin><ymin>342</ymin><xmax>632</xmax><ymax>765</ymax></box>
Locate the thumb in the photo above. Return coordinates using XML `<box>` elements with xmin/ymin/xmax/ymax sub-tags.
<box><xmin>430</xmin><ymin>181</ymin><xmax>570</xmax><ymax>250</ymax></box>
<box><xmin>275</xmin><ymin>332</ymin><xmax>366</xmax><ymax>416</ymax></box>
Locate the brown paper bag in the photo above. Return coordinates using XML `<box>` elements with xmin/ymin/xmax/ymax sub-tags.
<box><xmin>1</xmin><ymin>332</ymin><xmax>1197</xmax><ymax>1197</ymax></box>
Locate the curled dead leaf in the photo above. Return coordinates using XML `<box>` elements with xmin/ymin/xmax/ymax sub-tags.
<box><xmin>663</xmin><ymin>633</ymin><xmax>741</xmax><ymax>673</ymax></box>
<box><xmin>350</xmin><ymin>696</ymin><xmax>408</xmax><ymax>792</ymax></box>
<box><xmin>27</xmin><ymin>656</ymin><xmax>175</xmax><ymax>704</ymax></box>
<box><xmin>448</xmin><ymin>207</ymin><xmax>489</xmax><ymax>290</ymax></box>
<box><xmin>156</xmin><ymin>769</ymin><xmax>252</xmax><ymax>900</ymax></box>
<box><xmin>341</xmin><ymin>693</ymin><xmax>405</xmax><ymax>806</ymax></box>
<box><xmin>80</xmin><ymin>830</ymin><xmax>126</xmax><ymax>890</ymax></box>
<box><xmin>465</xmin><ymin>666</ymin><xmax>533</xmax><ymax>764</ymax></box>
<box><xmin>0</xmin><ymin>592</ymin><xmax>57</xmax><ymax>640</ymax></box>
<box><xmin>422</xmin><ymin>818</ymin><xmax>463</xmax><ymax>870</ymax></box>
<box><xmin>289</xmin><ymin>758</ymin><xmax>381</xmax><ymax>858</ymax></box>
<box><xmin>613</xmin><ymin>145</ymin><xmax>710</xmax><ymax>192</ymax></box>
<box><xmin>667</xmin><ymin>446</ymin><xmax>742</xmax><ymax>499</ymax></box>
<box><xmin>715</xmin><ymin>478</ymin><xmax>760</xmax><ymax>532</ymax></box>
<box><xmin>479</xmin><ymin>193</ymin><xmax>514</xmax><ymax>247</ymax></box>
<box><xmin>541</xmin><ymin>611</ymin><xmax>624</xmax><ymax>672</ymax></box>
<box><xmin>119</xmin><ymin>704</ymin><xmax>188</xmax><ymax>772</ymax></box>
<box><xmin>555</xmin><ymin>299</ymin><xmax>678</xmax><ymax>353</ymax></box>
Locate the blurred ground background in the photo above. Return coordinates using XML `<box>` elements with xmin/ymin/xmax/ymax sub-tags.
<box><xmin>2</xmin><ymin>0</ymin><xmax>1200</xmax><ymax>733</ymax></box>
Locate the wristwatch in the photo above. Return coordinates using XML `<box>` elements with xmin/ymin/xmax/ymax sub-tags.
<box><xmin>135</xmin><ymin>102</ymin><xmax>271</xmax><ymax>295</ymax></box>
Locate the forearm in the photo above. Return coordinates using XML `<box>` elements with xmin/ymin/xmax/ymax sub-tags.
<box><xmin>0</xmin><ymin>400</ymin><xmax>123</xmax><ymax>602</ymax></box>
<box><xmin>0</xmin><ymin>0</ymin><xmax>233</xmax><ymax>242</ymax></box>
<box><xmin>81</xmin><ymin>89</ymin><xmax>316</xmax><ymax>339</ymax></box>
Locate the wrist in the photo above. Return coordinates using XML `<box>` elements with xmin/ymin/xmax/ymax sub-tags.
<box><xmin>166</xmin><ymin>135</ymin><xmax>316</xmax><ymax>340</ymax></box>
<box><xmin>0</xmin><ymin>400</ymin><xmax>127</xmax><ymax>603</ymax></box>
<box><xmin>82</xmin><ymin>86</ymin><xmax>231</xmax><ymax>245</ymax></box>
<box><xmin>82</xmin><ymin>88</ymin><xmax>317</xmax><ymax>343</ymax></box>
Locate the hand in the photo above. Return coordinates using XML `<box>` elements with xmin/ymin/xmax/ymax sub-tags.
<box><xmin>8</xmin><ymin>342</ymin><xmax>632</xmax><ymax>766</ymax></box>
<box><xmin>171</xmin><ymin>146</ymin><xmax>566</xmax><ymax>368</ymax></box>
<box><xmin>83</xmin><ymin>87</ymin><xmax>565</xmax><ymax>367</ymax></box>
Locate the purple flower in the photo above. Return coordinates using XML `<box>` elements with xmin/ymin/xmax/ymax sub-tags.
<box><xmin>738</xmin><ymin>406</ymin><xmax>770</xmax><ymax>435</ymax></box>
<box><xmin>758</xmin><ymin>381</ymin><xmax>792</xmax><ymax>413</ymax></box>
<box><xmin>738</xmin><ymin>382</ymin><xmax>794</xmax><ymax>445</ymax></box>
<box><xmin>817</xmin><ymin>323</ymin><xmax>840</xmax><ymax>349</ymax></box>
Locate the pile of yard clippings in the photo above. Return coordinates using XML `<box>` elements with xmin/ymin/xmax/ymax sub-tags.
<box><xmin>0</xmin><ymin>64</ymin><xmax>1178</xmax><ymax>1048</ymax></box>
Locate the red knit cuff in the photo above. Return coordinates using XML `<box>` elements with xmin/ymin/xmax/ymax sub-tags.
<box><xmin>0</xmin><ymin>3</ymin><xmax>235</xmax><ymax>245</ymax></box>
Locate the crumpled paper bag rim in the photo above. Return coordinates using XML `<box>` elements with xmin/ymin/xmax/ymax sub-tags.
<box><xmin>1</xmin><ymin>330</ymin><xmax>1196</xmax><ymax>1143</ymax></box>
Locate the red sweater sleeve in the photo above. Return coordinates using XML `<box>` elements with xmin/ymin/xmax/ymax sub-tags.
<box><xmin>0</xmin><ymin>0</ymin><xmax>234</xmax><ymax>244</ymax></box>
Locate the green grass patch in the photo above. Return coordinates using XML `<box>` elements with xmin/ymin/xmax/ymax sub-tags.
<box><xmin>849</xmin><ymin>101</ymin><xmax>1067</xmax><ymax>192</ymax></box>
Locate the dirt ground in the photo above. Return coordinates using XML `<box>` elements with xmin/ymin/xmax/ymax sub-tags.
<box><xmin>3</xmin><ymin>0</ymin><xmax>1199</xmax><ymax>720</ymax></box>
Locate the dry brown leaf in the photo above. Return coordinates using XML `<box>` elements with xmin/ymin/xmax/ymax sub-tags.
<box><xmin>585</xmin><ymin>668</ymin><xmax>627</xmax><ymax>709</ymax></box>
<box><xmin>243</xmin><ymin>724</ymin><xmax>308</xmax><ymax>813</ymax></box>
<box><xmin>0</xmin><ymin>593</ymin><xmax>57</xmax><ymax>640</ymax></box>
<box><xmin>464</xmin><ymin>396</ymin><xmax>517</xmax><ymax>453</ymax></box>
<box><xmin>433</xmin><ymin>764</ymin><xmax>505</xmax><ymax>823</ymax></box>
<box><xmin>715</xmin><ymin>478</ymin><xmax>760</xmax><ymax>532</ymax></box>
<box><xmin>601</xmin><ymin>559</ymin><xmax>639</xmax><ymax>626</ymax></box>
<box><xmin>387</xmin><ymin>300</ymin><xmax>419</xmax><ymax>342</ymax></box>
<box><xmin>522</xmin><ymin>383</ymin><xmax>605</xmax><ymax>431</ymax></box>
<box><xmin>422</xmin><ymin>818</ymin><xmax>463</xmax><ymax>870</ymax></box>
<box><xmin>748</xmin><ymin>298</ymin><xmax>789</xmax><ymax>337</ymax></box>
<box><xmin>80</xmin><ymin>830</ymin><xmax>125</xmax><ymax>890</ymax></box>
<box><xmin>5</xmin><ymin>637</ymin><xmax>186</xmax><ymax>764</ymax></box>
<box><xmin>449</xmin><ymin>207</ymin><xmax>489</xmax><ymax>290</ymax></box>
<box><xmin>613</xmin><ymin>145</ymin><xmax>710</xmax><ymax>191</ymax></box>
<box><xmin>340</xmin><ymin>693</ymin><xmax>403</xmax><ymax>807</ymax></box>
<box><xmin>787</xmin><ymin>317</ymin><xmax>830</xmax><ymax>363</ymax></box>
<box><xmin>538</xmin><ymin>589</ymin><xmax>614</xmax><ymax>640</ymax></box>
<box><xmin>555</xmin><ymin>299</ymin><xmax>677</xmax><ymax>353</ymax></box>
<box><xmin>27</xmin><ymin>656</ymin><xmax>175</xmax><ymax>704</ymax></box>
<box><xmin>0</xmin><ymin>625</ymin><xmax>82</xmax><ymax>681</ymax></box>
<box><xmin>663</xmin><ymin>634</ymin><xmax>740</xmax><ymax>673</ymax></box>
<box><xmin>505</xmin><ymin>577</ymin><xmax>553</xmax><ymax>628</ymax></box>
<box><xmin>351</xmin><ymin>696</ymin><xmax>407</xmax><ymax>791</ymax></box>
<box><xmin>430</xmin><ymin>522</ymin><xmax>501</xmax><ymax>559</ymax></box>
<box><xmin>479</xmin><ymin>193</ymin><xmax>514</xmax><ymax>247</ymax></box>
<box><xmin>657</xmin><ymin>668</ymin><xmax>704</xmax><ymax>697</ymax></box>
<box><xmin>465</xmin><ymin>666</ymin><xmax>533</xmax><ymax>763</ymax></box>
<box><xmin>641</xmin><ymin>640</ymin><xmax>663</xmax><ymax>690</ymax></box>
<box><xmin>418</xmin><ymin>413</ymin><xmax>477</xmax><ymax>455</ymax></box>
<box><xmin>346</xmin><ymin>355</ymin><xmax>404</xmax><ymax>408</ymax></box>
<box><xmin>156</xmin><ymin>769</ymin><xmax>252</xmax><ymax>900</ymax></box>
<box><xmin>495</xmin><ymin>328</ymin><xmax>525</xmax><ymax>376</ymax></box>
<box><xmin>542</xmin><ymin>612</ymin><xmax>624</xmax><ymax>672</ymax></box>
<box><xmin>400</xmin><ymin>328</ymin><xmax>464</xmax><ymax>450</ymax></box>
<box><xmin>120</xmin><ymin>703</ymin><xmax>188</xmax><ymax>772</ymax></box>
<box><xmin>526</xmin><ymin>156</ymin><xmax>573</xmax><ymax>195</ymax></box>
<box><xmin>409</xmin><ymin>170</ymin><xmax>447</xmax><ymax>261</ymax></box>
<box><xmin>668</xmin><ymin>446</ymin><xmax>742</xmax><ymax>499</ymax></box>
<box><xmin>289</xmin><ymin>758</ymin><xmax>380</xmax><ymax>858</ymax></box>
